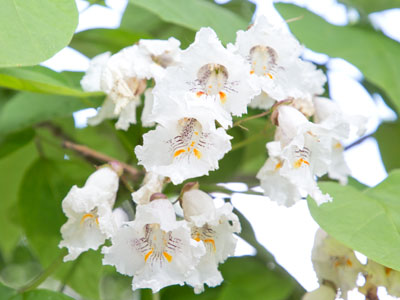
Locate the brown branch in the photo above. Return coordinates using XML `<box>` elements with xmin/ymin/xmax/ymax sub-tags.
<box><xmin>233</xmin><ymin>109</ymin><xmax>271</xmax><ymax>128</ymax></box>
<box><xmin>63</xmin><ymin>140</ymin><xmax>141</xmax><ymax>178</ymax></box>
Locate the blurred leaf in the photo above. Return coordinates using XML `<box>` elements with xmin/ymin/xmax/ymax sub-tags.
<box><xmin>347</xmin><ymin>176</ymin><xmax>368</xmax><ymax>190</ymax></box>
<box><xmin>338</xmin><ymin>0</ymin><xmax>400</xmax><ymax>15</ymax></box>
<box><xmin>375</xmin><ymin>121</ymin><xmax>400</xmax><ymax>172</ymax></box>
<box><xmin>120</xmin><ymin>3</ymin><xmax>195</xmax><ymax>48</ymax></box>
<box><xmin>99</xmin><ymin>273</ymin><xmax>133</xmax><ymax>300</ymax></box>
<box><xmin>87</xmin><ymin>0</ymin><xmax>107</xmax><ymax>6</ymax></box>
<box><xmin>70</xmin><ymin>29</ymin><xmax>150</xmax><ymax>58</ymax></box>
<box><xmin>0</xmin><ymin>0</ymin><xmax>78</xmax><ymax>67</ymax></box>
<box><xmin>161</xmin><ymin>256</ymin><xmax>293</xmax><ymax>300</ymax></box>
<box><xmin>276</xmin><ymin>4</ymin><xmax>400</xmax><ymax>113</ymax></box>
<box><xmin>0</xmin><ymin>66</ymin><xmax>102</xmax><ymax>97</ymax></box>
<box><xmin>0</xmin><ymin>92</ymin><xmax>101</xmax><ymax>136</ymax></box>
<box><xmin>128</xmin><ymin>0</ymin><xmax>248</xmax><ymax>44</ymax></box>
<box><xmin>309</xmin><ymin>171</ymin><xmax>400</xmax><ymax>271</ymax></box>
<box><xmin>207</xmin><ymin>0</ymin><xmax>256</xmax><ymax>22</ymax></box>
<box><xmin>11</xmin><ymin>289</ymin><xmax>74</xmax><ymax>300</ymax></box>
<box><xmin>0</xmin><ymin>282</ymin><xmax>17</xmax><ymax>299</ymax></box>
<box><xmin>0</xmin><ymin>142</ymin><xmax>37</xmax><ymax>258</ymax></box>
<box><xmin>0</xmin><ymin>128</ymin><xmax>35</xmax><ymax>159</ymax></box>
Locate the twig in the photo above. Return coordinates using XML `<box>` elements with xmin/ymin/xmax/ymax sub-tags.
<box><xmin>233</xmin><ymin>109</ymin><xmax>271</xmax><ymax>128</ymax></box>
<box><xmin>18</xmin><ymin>252</ymin><xmax>65</xmax><ymax>293</ymax></box>
<box><xmin>344</xmin><ymin>133</ymin><xmax>373</xmax><ymax>151</ymax></box>
<box><xmin>285</xmin><ymin>15</ymin><xmax>304</xmax><ymax>23</ymax></box>
<box><xmin>63</xmin><ymin>140</ymin><xmax>141</xmax><ymax>178</ymax></box>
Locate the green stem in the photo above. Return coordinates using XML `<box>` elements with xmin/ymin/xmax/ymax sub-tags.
<box><xmin>18</xmin><ymin>251</ymin><xmax>65</xmax><ymax>293</ymax></box>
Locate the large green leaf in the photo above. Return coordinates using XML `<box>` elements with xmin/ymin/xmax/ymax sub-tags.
<box><xmin>128</xmin><ymin>0</ymin><xmax>248</xmax><ymax>44</ymax></box>
<box><xmin>70</xmin><ymin>29</ymin><xmax>149</xmax><ymax>58</ymax></box>
<box><xmin>0</xmin><ymin>66</ymin><xmax>101</xmax><ymax>97</ymax></box>
<box><xmin>309</xmin><ymin>171</ymin><xmax>400</xmax><ymax>271</ymax></box>
<box><xmin>11</xmin><ymin>289</ymin><xmax>74</xmax><ymax>300</ymax></box>
<box><xmin>0</xmin><ymin>92</ymin><xmax>101</xmax><ymax>136</ymax></box>
<box><xmin>276</xmin><ymin>4</ymin><xmax>400</xmax><ymax>113</ymax></box>
<box><xmin>375</xmin><ymin>121</ymin><xmax>400</xmax><ymax>172</ymax></box>
<box><xmin>0</xmin><ymin>0</ymin><xmax>78</xmax><ymax>67</ymax></box>
<box><xmin>0</xmin><ymin>128</ymin><xmax>34</xmax><ymax>159</ymax></box>
<box><xmin>338</xmin><ymin>0</ymin><xmax>400</xmax><ymax>15</ymax></box>
<box><xmin>0</xmin><ymin>142</ymin><xmax>38</xmax><ymax>258</ymax></box>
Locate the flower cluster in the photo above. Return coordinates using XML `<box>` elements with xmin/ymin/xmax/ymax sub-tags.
<box><xmin>59</xmin><ymin>166</ymin><xmax>240</xmax><ymax>293</ymax></box>
<box><xmin>305</xmin><ymin>229</ymin><xmax>400</xmax><ymax>299</ymax></box>
<box><xmin>62</xmin><ymin>13</ymin><xmax>366</xmax><ymax>294</ymax></box>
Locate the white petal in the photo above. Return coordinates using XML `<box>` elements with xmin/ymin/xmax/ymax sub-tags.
<box><xmin>81</xmin><ymin>52</ymin><xmax>111</xmax><ymax>92</ymax></box>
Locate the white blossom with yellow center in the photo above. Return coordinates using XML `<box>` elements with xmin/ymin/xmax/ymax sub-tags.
<box><xmin>102</xmin><ymin>199</ymin><xmax>205</xmax><ymax>293</ymax></box>
<box><xmin>181</xmin><ymin>189</ymin><xmax>240</xmax><ymax>293</ymax></box>
<box><xmin>232</xmin><ymin>15</ymin><xmax>326</xmax><ymax>109</ymax></box>
<box><xmin>152</xmin><ymin>27</ymin><xmax>259</xmax><ymax>127</ymax></box>
<box><xmin>59</xmin><ymin>166</ymin><xmax>119</xmax><ymax>262</ymax></box>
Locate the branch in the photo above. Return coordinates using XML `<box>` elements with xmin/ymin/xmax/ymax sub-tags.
<box><xmin>63</xmin><ymin>140</ymin><xmax>141</xmax><ymax>178</ymax></box>
<box><xmin>345</xmin><ymin>133</ymin><xmax>373</xmax><ymax>151</ymax></box>
<box><xmin>233</xmin><ymin>109</ymin><xmax>271</xmax><ymax>128</ymax></box>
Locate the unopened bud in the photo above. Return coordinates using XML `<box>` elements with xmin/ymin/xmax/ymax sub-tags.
<box><xmin>150</xmin><ymin>193</ymin><xmax>168</xmax><ymax>202</ymax></box>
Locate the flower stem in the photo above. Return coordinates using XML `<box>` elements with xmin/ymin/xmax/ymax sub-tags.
<box><xmin>18</xmin><ymin>251</ymin><xmax>65</xmax><ymax>293</ymax></box>
<box><xmin>233</xmin><ymin>109</ymin><xmax>271</xmax><ymax>128</ymax></box>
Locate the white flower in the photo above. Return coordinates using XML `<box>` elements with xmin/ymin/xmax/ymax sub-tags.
<box><xmin>181</xmin><ymin>189</ymin><xmax>240</xmax><ymax>293</ymax></box>
<box><xmin>102</xmin><ymin>199</ymin><xmax>205</xmax><ymax>293</ymax></box>
<box><xmin>81</xmin><ymin>46</ymin><xmax>149</xmax><ymax>130</ymax></box>
<box><xmin>152</xmin><ymin>27</ymin><xmax>259</xmax><ymax>122</ymax></box>
<box><xmin>59</xmin><ymin>166</ymin><xmax>119</xmax><ymax>261</ymax></box>
<box><xmin>258</xmin><ymin>106</ymin><xmax>349</xmax><ymax>206</ymax></box>
<box><xmin>233</xmin><ymin>15</ymin><xmax>326</xmax><ymax>108</ymax></box>
<box><xmin>302</xmin><ymin>285</ymin><xmax>337</xmax><ymax>300</ymax></box>
<box><xmin>311</xmin><ymin>229</ymin><xmax>363</xmax><ymax>300</ymax></box>
<box><xmin>138</xmin><ymin>37</ymin><xmax>181</xmax><ymax>80</ymax></box>
<box><xmin>365</xmin><ymin>260</ymin><xmax>400</xmax><ymax>298</ymax></box>
<box><xmin>131</xmin><ymin>172</ymin><xmax>165</xmax><ymax>205</ymax></box>
<box><xmin>135</xmin><ymin>117</ymin><xmax>232</xmax><ymax>185</ymax></box>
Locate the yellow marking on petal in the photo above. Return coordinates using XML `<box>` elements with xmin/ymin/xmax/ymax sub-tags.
<box><xmin>144</xmin><ymin>249</ymin><xmax>153</xmax><ymax>262</ymax></box>
<box><xmin>191</xmin><ymin>141</ymin><xmax>195</xmax><ymax>147</ymax></box>
<box><xmin>334</xmin><ymin>261</ymin><xmax>340</xmax><ymax>268</ymax></box>
<box><xmin>194</xmin><ymin>131</ymin><xmax>199</xmax><ymax>135</ymax></box>
<box><xmin>334</xmin><ymin>142</ymin><xmax>343</xmax><ymax>149</ymax></box>
<box><xmin>250</xmin><ymin>70</ymin><xmax>255</xmax><ymax>74</ymax></box>
<box><xmin>267</xmin><ymin>73</ymin><xmax>273</xmax><ymax>79</ymax></box>
<box><xmin>275</xmin><ymin>162</ymin><xmax>282</xmax><ymax>170</ymax></box>
<box><xmin>219</xmin><ymin>91</ymin><xmax>227</xmax><ymax>104</ymax></box>
<box><xmin>194</xmin><ymin>237</ymin><xmax>201</xmax><ymax>242</ymax></box>
<box><xmin>294</xmin><ymin>158</ymin><xmax>310</xmax><ymax>168</ymax></box>
<box><xmin>262</xmin><ymin>66</ymin><xmax>266</xmax><ymax>70</ymax></box>
<box><xmin>196</xmin><ymin>91</ymin><xmax>205</xmax><ymax>97</ymax></box>
<box><xmin>174</xmin><ymin>149</ymin><xmax>186</xmax><ymax>157</ymax></box>
<box><xmin>193</xmin><ymin>148</ymin><xmax>202</xmax><ymax>159</ymax></box>
<box><xmin>346</xmin><ymin>259</ymin><xmax>352</xmax><ymax>267</ymax></box>
<box><xmin>204</xmin><ymin>239</ymin><xmax>216</xmax><ymax>252</ymax></box>
<box><xmin>163</xmin><ymin>252</ymin><xmax>173</xmax><ymax>262</ymax></box>
<box><xmin>95</xmin><ymin>217</ymin><xmax>99</xmax><ymax>226</ymax></box>
<box><xmin>187</xmin><ymin>147</ymin><xmax>191</xmax><ymax>152</ymax></box>
<box><xmin>208</xmin><ymin>85</ymin><xmax>212</xmax><ymax>89</ymax></box>
<box><xmin>80</xmin><ymin>213</ymin><xmax>95</xmax><ymax>224</ymax></box>
<box><xmin>385</xmin><ymin>267</ymin><xmax>392</xmax><ymax>276</ymax></box>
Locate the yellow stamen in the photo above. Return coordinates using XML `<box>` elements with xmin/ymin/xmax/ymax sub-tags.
<box><xmin>191</xmin><ymin>141</ymin><xmax>195</xmax><ymax>147</ymax></box>
<box><xmin>144</xmin><ymin>249</ymin><xmax>153</xmax><ymax>262</ymax></box>
<box><xmin>250</xmin><ymin>70</ymin><xmax>255</xmax><ymax>74</ymax></box>
<box><xmin>95</xmin><ymin>217</ymin><xmax>99</xmax><ymax>226</ymax></box>
<box><xmin>163</xmin><ymin>252</ymin><xmax>173</xmax><ymax>262</ymax></box>
<box><xmin>294</xmin><ymin>158</ymin><xmax>310</xmax><ymax>168</ymax></box>
<box><xmin>194</xmin><ymin>131</ymin><xmax>199</xmax><ymax>135</ymax></box>
<box><xmin>334</xmin><ymin>142</ymin><xmax>343</xmax><ymax>149</ymax></box>
<box><xmin>385</xmin><ymin>267</ymin><xmax>392</xmax><ymax>276</ymax></box>
<box><xmin>267</xmin><ymin>73</ymin><xmax>273</xmax><ymax>79</ymax></box>
<box><xmin>346</xmin><ymin>259</ymin><xmax>352</xmax><ymax>267</ymax></box>
<box><xmin>193</xmin><ymin>148</ymin><xmax>202</xmax><ymax>159</ymax></box>
<box><xmin>275</xmin><ymin>162</ymin><xmax>282</xmax><ymax>170</ymax></box>
<box><xmin>204</xmin><ymin>239</ymin><xmax>216</xmax><ymax>252</ymax></box>
<box><xmin>174</xmin><ymin>149</ymin><xmax>185</xmax><ymax>157</ymax></box>
<box><xmin>80</xmin><ymin>213</ymin><xmax>95</xmax><ymax>224</ymax></box>
<box><xmin>196</xmin><ymin>91</ymin><xmax>205</xmax><ymax>97</ymax></box>
<box><xmin>219</xmin><ymin>91</ymin><xmax>227</xmax><ymax>104</ymax></box>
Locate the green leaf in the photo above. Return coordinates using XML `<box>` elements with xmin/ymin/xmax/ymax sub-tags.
<box><xmin>11</xmin><ymin>289</ymin><xmax>74</xmax><ymax>300</ymax></box>
<box><xmin>128</xmin><ymin>0</ymin><xmax>248</xmax><ymax>44</ymax></box>
<box><xmin>0</xmin><ymin>282</ymin><xmax>17</xmax><ymax>299</ymax></box>
<box><xmin>120</xmin><ymin>3</ymin><xmax>196</xmax><ymax>48</ymax></box>
<box><xmin>0</xmin><ymin>0</ymin><xmax>78</xmax><ymax>67</ymax></box>
<box><xmin>0</xmin><ymin>66</ymin><xmax>102</xmax><ymax>97</ymax></box>
<box><xmin>0</xmin><ymin>128</ymin><xmax>34</xmax><ymax>159</ymax></box>
<box><xmin>0</xmin><ymin>92</ymin><xmax>100</xmax><ymax>136</ymax></box>
<box><xmin>0</xmin><ymin>142</ymin><xmax>38</xmax><ymax>258</ymax></box>
<box><xmin>70</xmin><ymin>29</ymin><xmax>150</xmax><ymax>58</ymax></box>
<box><xmin>206</xmin><ymin>0</ymin><xmax>256</xmax><ymax>22</ymax></box>
<box><xmin>276</xmin><ymin>4</ymin><xmax>400</xmax><ymax>113</ymax></box>
<box><xmin>308</xmin><ymin>171</ymin><xmax>400</xmax><ymax>271</ymax></box>
<box><xmin>338</xmin><ymin>0</ymin><xmax>400</xmax><ymax>15</ymax></box>
<box><xmin>375</xmin><ymin>121</ymin><xmax>400</xmax><ymax>172</ymax></box>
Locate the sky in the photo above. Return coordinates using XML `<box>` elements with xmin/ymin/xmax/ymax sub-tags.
<box><xmin>42</xmin><ymin>0</ymin><xmax>400</xmax><ymax>299</ymax></box>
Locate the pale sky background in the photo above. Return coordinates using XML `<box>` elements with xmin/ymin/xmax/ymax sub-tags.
<box><xmin>42</xmin><ymin>0</ymin><xmax>400</xmax><ymax>299</ymax></box>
